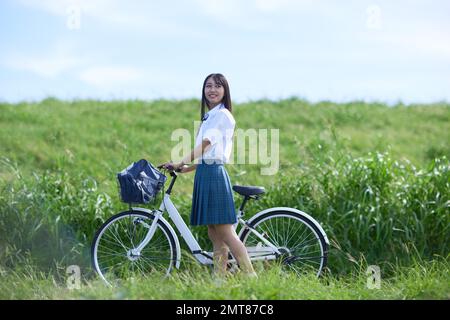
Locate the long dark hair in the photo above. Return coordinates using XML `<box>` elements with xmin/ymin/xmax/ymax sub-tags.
<box><xmin>201</xmin><ymin>73</ymin><xmax>232</xmax><ymax>121</ymax></box>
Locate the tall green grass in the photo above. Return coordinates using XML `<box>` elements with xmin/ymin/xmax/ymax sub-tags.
<box><xmin>1</xmin><ymin>151</ymin><xmax>448</xmax><ymax>276</ymax></box>
<box><xmin>251</xmin><ymin>152</ymin><xmax>449</xmax><ymax>274</ymax></box>
<box><xmin>0</xmin><ymin>157</ymin><xmax>115</xmax><ymax>275</ymax></box>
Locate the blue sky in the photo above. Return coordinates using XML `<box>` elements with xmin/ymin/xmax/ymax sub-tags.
<box><xmin>1</xmin><ymin>0</ymin><xmax>449</xmax><ymax>104</ymax></box>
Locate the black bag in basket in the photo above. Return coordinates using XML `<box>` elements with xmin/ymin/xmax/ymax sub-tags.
<box><xmin>117</xmin><ymin>159</ymin><xmax>167</xmax><ymax>204</ymax></box>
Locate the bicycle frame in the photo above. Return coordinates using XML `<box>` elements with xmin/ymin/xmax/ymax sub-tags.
<box><xmin>130</xmin><ymin>192</ymin><xmax>281</xmax><ymax>267</ymax></box>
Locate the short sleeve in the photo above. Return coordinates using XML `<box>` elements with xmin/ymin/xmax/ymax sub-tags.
<box><xmin>218</xmin><ymin>110</ymin><xmax>236</xmax><ymax>135</ymax></box>
<box><xmin>202</xmin><ymin>127</ymin><xmax>222</xmax><ymax>146</ymax></box>
<box><xmin>201</xmin><ymin>110</ymin><xmax>235</xmax><ymax>147</ymax></box>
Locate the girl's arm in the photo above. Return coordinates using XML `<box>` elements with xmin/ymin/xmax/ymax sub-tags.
<box><xmin>179</xmin><ymin>164</ymin><xmax>198</xmax><ymax>173</ymax></box>
<box><xmin>180</xmin><ymin>138</ymin><xmax>211</xmax><ymax>166</ymax></box>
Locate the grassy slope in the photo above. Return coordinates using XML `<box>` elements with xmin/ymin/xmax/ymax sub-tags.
<box><xmin>0</xmin><ymin>98</ymin><xmax>449</xmax><ymax>299</ymax></box>
<box><xmin>1</xmin><ymin>98</ymin><xmax>449</xmax><ymax>195</ymax></box>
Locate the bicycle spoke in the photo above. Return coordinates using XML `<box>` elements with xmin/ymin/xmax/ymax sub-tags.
<box><xmin>126</xmin><ymin>215</ymin><xmax>137</xmax><ymax>248</ymax></box>
<box><xmin>97</xmin><ymin>250</ymin><xmax>127</xmax><ymax>258</ymax></box>
<box><xmin>291</xmin><ymin>235</ymin><xmax>320</xmax><ymax>252</ymax></box>
<box><xmin>107</xmin><ymin>224</ymin><xmax>130</xmax><ymax>250</ymax></box>
<box><xmin>289</xmin><ymin>223</ymin><xmax>309</xmax><ymax>247</ymax></box>
<box><xmin>261</xmin><ymin>219</ymin><xmax>280</xmax><ymax>247</ymax></box>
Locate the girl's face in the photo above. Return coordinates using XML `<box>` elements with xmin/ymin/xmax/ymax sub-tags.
<box><xmin>204</xmin><ymin>77</ymin><xmax>225</xmax><ymax>108</ymax></box>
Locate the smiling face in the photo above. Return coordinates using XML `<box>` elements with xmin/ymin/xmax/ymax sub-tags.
<box><xmin>200</xmin><ymin>73</ymin><xmax>232</xmax><ymax>121</ymax></box>
<box><xmin>204</xmin><ymin>77</ymin><xmax>225</xmax><ymax>109</ymax></box>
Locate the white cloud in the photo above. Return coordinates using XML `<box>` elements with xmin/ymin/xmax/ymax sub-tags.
<box><xmin>78</xmin><ymin>66</ymin><xmax>142</xmax><ymax>88</ymax></box>
<box><xmin>253</xmin><ymin>0</ymin><xmax>315</xmax><ymax>13</ymax></box>
<box><xmin>6</xmin><ymin>56</ymin><xmax>82</xmax><ymax>77</ymax></box>
<box><xmin>394</xmin><ymin>30</ymin><xmax>450</xmax><ymax>59</ymax></box>
<box><xmin>18</xmin><ymin>0</ymin><xmax>131</xmax><ymax>21</ymax></box>
<box><xmin>191</xmin><ymin>0</ymin><xmax>263</xmax><ymax>31</ymax></box>
<box><xmin>17</xmin><ymin>0</ymin><xmax>203</xmax><ymax>37</ymax></box>
<box><xmin>20</xmin><ymin>0</ymin><xmax>145</xmax><ymax>27</ymax></box>
<box><xmin>2</xmin><ymin>43</ymin><xmax>87</xmax><ymax>78</ymax></box>
<box><xmin>190</xmin><ymin>0</ymin><xmax>350</xmax><ymax>32</ymax></box>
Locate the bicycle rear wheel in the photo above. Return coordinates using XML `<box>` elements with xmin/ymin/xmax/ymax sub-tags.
<box><xmin>91</xmin><ymin>210</ymin><xmax>177</xmax><ymax>285</ymax></box>
<box><xmin>240</xmin><ymin>210</ymin><xmax>328</xmax><ymax>277</ymax></box>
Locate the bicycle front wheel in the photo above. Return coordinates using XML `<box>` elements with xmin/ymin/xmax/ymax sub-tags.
<box><xmin>91</xmin><ymin>210</ymin><xmax>177</xmax><ymax>285</ymax></box>
<box><xmin>240</xmin><ymin>210</ymin><xmax>328</xmax><ymax>277</ymax></box>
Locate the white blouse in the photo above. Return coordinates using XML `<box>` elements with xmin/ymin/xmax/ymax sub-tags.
<box><xmin>194</xmin><ymin>103</ymin><xmax>235</xmax><ymax>164</ymax></box>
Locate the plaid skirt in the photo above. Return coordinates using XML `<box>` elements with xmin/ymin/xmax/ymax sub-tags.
<box><xmin>190</xmin><ymin>160</ymin><xmax>237</xmax><ymax>226</ymax></box>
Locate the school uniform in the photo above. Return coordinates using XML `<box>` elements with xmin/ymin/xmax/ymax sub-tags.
<box><xmin>190</xmin><ymin>103</ymin><xmax>237</xmax><ymax>226</ymax></box>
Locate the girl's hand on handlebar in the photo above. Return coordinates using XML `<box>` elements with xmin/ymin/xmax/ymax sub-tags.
<box><xmin>158</xmin><ymin>161</ymin><xmax>183</xmax><ymax>172</ymax></box>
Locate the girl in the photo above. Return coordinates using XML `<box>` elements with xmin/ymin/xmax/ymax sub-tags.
<box><xmin>159</xmin><ymin>73</ymin><xmax>257</xmax><ymax>277</ymax></box>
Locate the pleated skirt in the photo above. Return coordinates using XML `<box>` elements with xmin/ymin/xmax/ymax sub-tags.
<box><xmin>190</xmin><ymin>160</ymin><xmax>237</xmax><ymax>226</ymax></box>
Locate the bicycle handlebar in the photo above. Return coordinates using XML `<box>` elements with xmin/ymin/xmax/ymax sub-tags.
<box><xmin>157</xmin><ymin>163</ymin><xmax>182</xmax><ymax>173</ymax></box>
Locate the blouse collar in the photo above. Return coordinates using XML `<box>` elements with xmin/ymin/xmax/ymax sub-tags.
<box><xmin>208</xmin><ymin>103</ymin><xmax>224</xmax><ymax>114</ymax></box>
<box><xmin>203</xmin><ymin>103</ymin><xmax>224</xmax><ymax>121</ymax></box>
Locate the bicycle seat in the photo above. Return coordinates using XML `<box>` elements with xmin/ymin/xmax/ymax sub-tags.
<box><xmin>232</xmin><ymin>185</ymin><xmax>265</xmax><ymax>197</ymax></box>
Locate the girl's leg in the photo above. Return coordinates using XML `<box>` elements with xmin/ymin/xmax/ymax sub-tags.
<box><xmin>207</xmin><ymin>225</ymin><xmax>229</xmax><ymax>275</ymax></box>
<box><xmin>214</xmin><ymin>224</ymin><xmax>256</xmax><ymax>275</ymax></box>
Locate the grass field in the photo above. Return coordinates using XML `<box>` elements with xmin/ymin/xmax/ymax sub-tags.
<box><xmin>0</xmin><ymin>98</ymin><xmax>449</xmax><ymax>299</ymax></box>
<box><xmin>1</xmin><ymin>259</ymin><xmax>449</xmax><ymax>299</ymax></box>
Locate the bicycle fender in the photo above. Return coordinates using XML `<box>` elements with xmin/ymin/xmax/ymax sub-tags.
<box><xmin>240</xmin><ymin>206</ymin><xmax>329</xmax><ymax>245</ymax></box>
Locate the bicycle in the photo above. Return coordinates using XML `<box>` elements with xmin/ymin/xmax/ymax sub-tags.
<box><xmin>91</xmin><ymin>166</ymin><xmax>329</xmax><ymax>286</ymax></box>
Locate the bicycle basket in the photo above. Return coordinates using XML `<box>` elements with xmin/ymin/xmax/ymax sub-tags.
<box><xmin>117</xmin><ymin>159</ymin><xmax>167</xmax><ymax>204</ymax></box>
